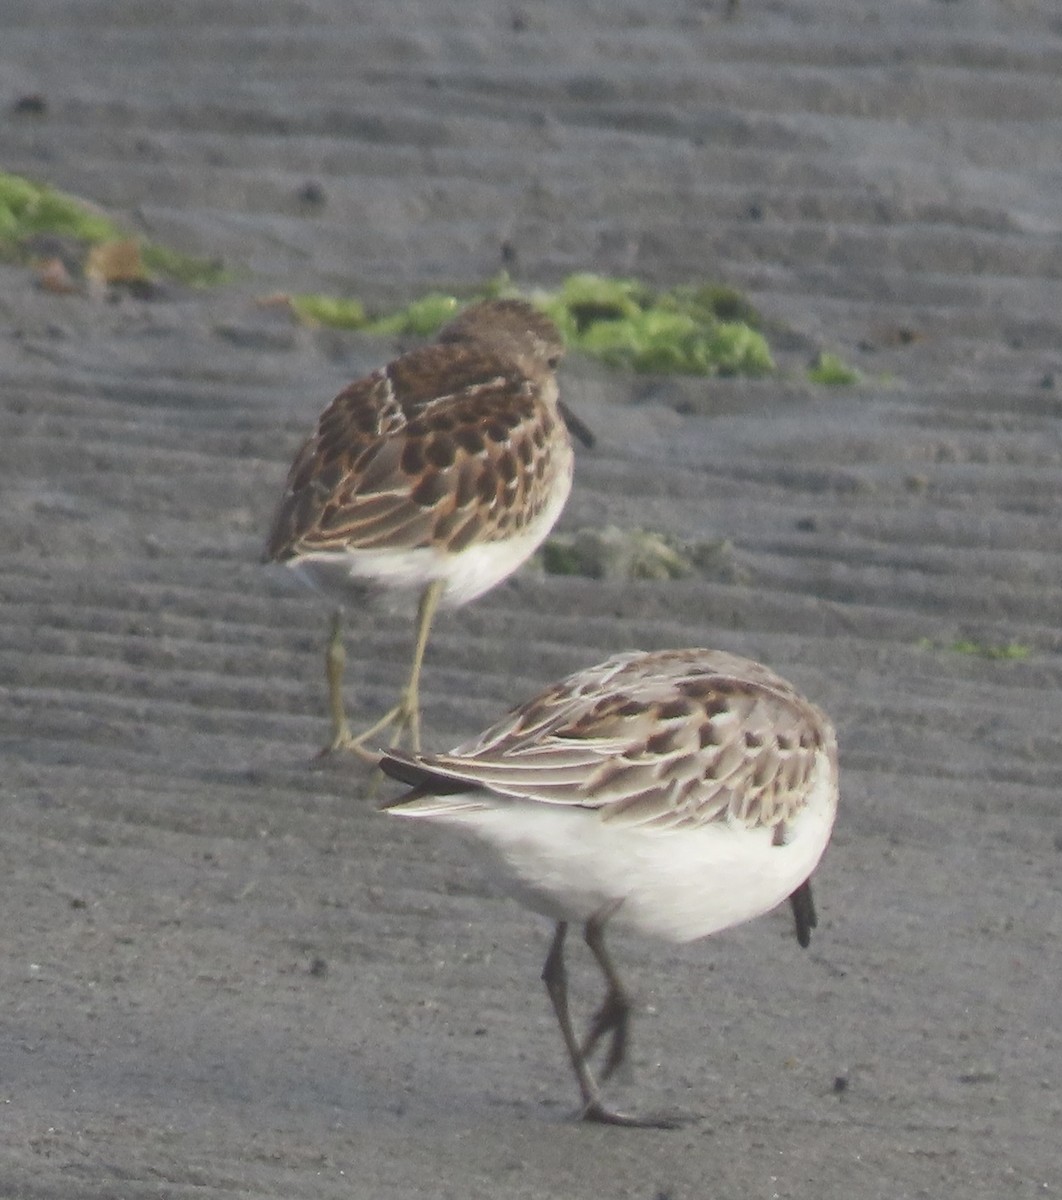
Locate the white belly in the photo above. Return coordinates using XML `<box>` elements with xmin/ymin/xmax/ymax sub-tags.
<box><xmin>286</xmin><ymin>460</ymin><xmax>573</xmax><ymax>610</ymax></box>
<box><xmin>398</xmin><ymin>751</ymin><xmax>837</xmax><ymax>944</ymax></box>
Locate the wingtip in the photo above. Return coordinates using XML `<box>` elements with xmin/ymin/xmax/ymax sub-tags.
<box><xmin>789</xmin><ymin>879</ymin><xmax>818</xmax><ymax>949</ymax></box>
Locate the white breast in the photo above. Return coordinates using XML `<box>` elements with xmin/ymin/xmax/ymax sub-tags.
<box><xmin>287</xmin><ymin>450</ymin><xmax>574</xmax><ymax>610</ymax></box>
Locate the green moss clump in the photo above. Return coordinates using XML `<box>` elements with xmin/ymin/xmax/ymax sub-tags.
<box><xmin>540</xmin><ymin>540</ymin><xmax>585</xmax><ymax>577</ymax></box>
<box><xmin>690</xmin><ymin>282</ymin><xmax>763</xmax><ymax>326</ymax></box>
<box><xmin>541</xmin><ymin>526</ymin><xmax>693</xmax><ymax>581</ymax></box>
<box><xmin>285</xmin><ymin>271</ymin><xmax>774</xmax><ymax>378</ymax></box>
<box><xmin>949</xmin><ymin>640</ymin><xmax>1030</xmax><ymax>661</ymax></box>
<box><xmin>289</xmin><ymin>294</ymin><xmax>368</xmax><ymax>329</ymax></box>
<box><xmin>0</xmin><ymin>170</ymin><xmax>227</xmax><ymax>286</ymax></box>
<box><xmin>539</xmin><ymin>527</ymin><xmax>750</xmax><ymax>584</ymax></box>
<box><xmin>0</xmin><ymin>171</ymin><xmax>122</xmax><ymax>244</ymax></box>
<box><xmin>290</xmin><ymin>291</ymin><xmax>464</xmax><ymax>335</ymax></box>
<box><xmin>918</xmin><ymin>637</ymin><xmax>1031</xmax><ymax>661</ymax></box>
<box><xmin>807</xmin><ymin>352</ymin><xmax>861</xmax><ymax>386</ymax></box>
<box><xmin>363</xmin><ymin>292</ymin><xmax>461</xmax><ymax>336</ymax></box>
<box><xmin>538</xmin><ymin>273</ymin><xmax>773</xmax><ymax>377</ymax></box>
<box><xmin>140</xmin><ymin>243</ymin><xmax>228</xmax><ymax>287</ymax></box>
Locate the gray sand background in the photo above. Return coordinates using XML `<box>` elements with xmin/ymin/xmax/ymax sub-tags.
<box><xmin>2</xmin><ymin>1</ymin><xmax>1061</xmax><ymax>1196</ymax></box>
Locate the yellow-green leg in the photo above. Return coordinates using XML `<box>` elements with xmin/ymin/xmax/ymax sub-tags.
<box><xmin>323</xmin><ymin>580</ymin><xmax>445</xmax><ymax>761</ymax></box>
<box><xmin>324</xmin><ymin>608</ymin><xmax>354</xmax><ymax>753</ymax></box>
<box><xmin>391</xmin><ymin>577</ymin><xmax>445</xmax><ymax>753</ymax></box>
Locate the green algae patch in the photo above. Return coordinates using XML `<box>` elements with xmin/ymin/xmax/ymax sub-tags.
<box><xmin>0</xmin><ymin>170</ymin><xmax>226</xmax><ymax>285</ymax></box>
<box><xmin>0</xmin><ymin>172</ymin><xmax>121</xmax><ymax>245</ymax></box>
<box><xmin>537</xmin><ymin>274</ymin><xmax>773</xmax><ymax>377</ymax></box>
<box><xmin>289</xmin><ymin>294</ymin><xmax>368</xmax><ymax>329</ymax></box>
<box><xmin>364</xmin><ymin>292</ymin><xmax>462</xmax><ymax>336</ymax></box>
<box><xmin>918</xmin><ymin>637</ymin><xmax>1031</xmax><ymax>661</ymax></box>
<box><xmin>807</xmin><ymin>351</ymin><xmax>861</xmax><ymax>386</ymax></box>
<box><xmin>948</xmin><ymin>640</ymin><xmax>1031</xmax><ymax>661</ymax></box>
<box><xmin>540</xmin><ymin>526</ymin><xmax>750</xmax><ymax>584</ymax></box>
<box><xmin>286</xmin><ymin>272</ymin><xmax>775</xmax><ymax>378</ymax></box>
<box><xmin>541</xmin><ymin>526</ymin><xmax>693</xmax><ymax>582</ymax></box>
<box><xmin>139</xmin><ymin>242</ymin><xmax>227</xmax><ymax>287</ymax></box>
<box><xmin>290</xmin><ymin>291</ymin><xmax>463</xmax><ymax>335</ymax></box>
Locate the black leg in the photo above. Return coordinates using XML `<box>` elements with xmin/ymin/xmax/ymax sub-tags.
<box><xmin>541</xmin><ymin>921</ymin><xmax>681</xmax><ymax>1129</ymax></box>
<box><xmin>542</xmin><ymin>923</ymin><xmax>607</xmax><ymax>1114</ymax></box>
<box><xmin>580</xmin><ymin>917</ymin><xmax>632</xmax><ymax>1080</ymax></box>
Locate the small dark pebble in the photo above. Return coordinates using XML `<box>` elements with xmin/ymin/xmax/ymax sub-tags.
<box><xmin>1039</xmin><ymin>372</ymin><xmax>1055</xmax><ymax>390</ymax></box>
<box><xmin>113</xmin><ymin>278</ymin><xmax>167</xmax><ymax>302</ymax></box>
<box><xmin>14</xmin><ymin>94</ymin><xmax>48</xmax><ymax>115</ymax></box>
<box><xmin>795</xmin><ymin>516</ymin><xmax>818</xmax><ymax>533</ymax></box>
<box><xmin>500</xmin><ymin>240</ymin><xmax>518</xmax><ymax>267</ymax></box>
<box><xmin>308</xmin><ymin>956</ymin><xmax>328</xmax><ymax>977</ymax></box>
<box><xmin>297</xmin><ymin>180</ymin><xmax>327</xmax><ymax>206</ymax></box>
<box><xmin>69</xmin><ymin>897</ymin><xmax>87</xmax><ymax>910</ymax></box>
<box><xmin>833</xmin><ymin>1074</ymin><xmax>848</xmax><ymax>1093</ymax></box>
<box><xmin>746</xmin><ymin>202</ymin><xmax>764</xmax><ymax>221</ymax></box>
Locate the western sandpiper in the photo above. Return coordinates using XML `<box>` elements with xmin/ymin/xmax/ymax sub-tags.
<box><xmin>380</xmin><ymin>648</ymin><xmax>838</xmax><ymax>1126</ymax></box>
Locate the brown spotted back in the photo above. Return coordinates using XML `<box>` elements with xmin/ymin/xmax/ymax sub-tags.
<box><xmin>265</xmin><ymin>300</ymin><xmax>570</xmax><ymax>563</ymax></box>
<box><xmin>385</xmin><ymin>649</ymin><xmax>839</xmax><ymax>835</ymax></box>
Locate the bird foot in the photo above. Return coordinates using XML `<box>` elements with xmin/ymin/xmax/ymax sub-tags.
<box><xmin>317</xmin><ymin>733</ymin><xmax>383</xmax><ymax>766</ymax></box>
<box><xmin>318</xmin><ymin>698</ymin><xmax>409</xmax><ymax>762</ymax></box>
<box><xmin>578</xmin><ymin>1099</ymin><xmax>685</xmax><ymax>1130</ymax></box>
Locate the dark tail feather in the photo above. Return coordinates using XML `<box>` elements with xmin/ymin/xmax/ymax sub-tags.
<box><xmin>378</xmin><ymin>750</ymin><xmax>474</xmax><ymax>796</ymax></box>
<box><xmin>789</xmin><ymin>879</ymin><xmax>817</xmax><ymax>949</ymax></box>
